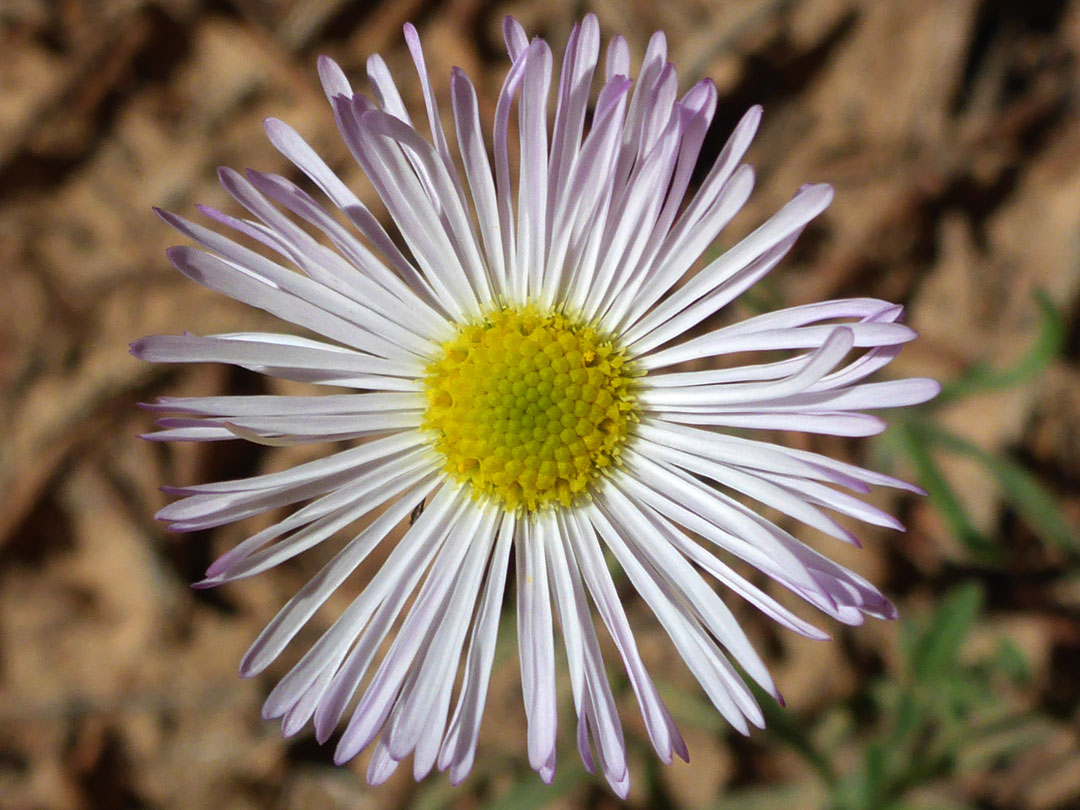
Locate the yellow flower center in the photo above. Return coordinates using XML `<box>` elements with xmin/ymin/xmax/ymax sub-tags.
<box><xmin>423</xmin><ymin>306</ymin><xmax>638</xmax><ymax>512</ymax></box>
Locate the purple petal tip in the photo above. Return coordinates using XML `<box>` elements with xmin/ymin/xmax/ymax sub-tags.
<box><xmin>332</xmin><ymin>748</ymin><xmax>354</xmax><ymax>767</ymax></box>
<box><xmin>216</xmin><ymin>165</ymin><xmax>241</xmax><ymax>186</ymax></box>
<box><xmin>163</xmin><ymin>244</ymin><xmax>187</xmax><ymax>263</ymax></box>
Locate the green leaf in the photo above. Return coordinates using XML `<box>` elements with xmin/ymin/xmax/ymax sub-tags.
<box><xmin>981</xmin><ymin>452</ymin><xmax>1076</xmax><ymax>553</ymax></box>
<box><xmin>935</xmin><ymin>290</ymin><xmax>1065</xmax><ymax>406</ymax></box>
<box><xmin>907</xmin><ymin>584</ymin><xmax>983</xmax><ymax>681</ymax></box>
<box><xmin>957</xmin><ymin>713</ymin><xmax>1056</xmax><ymax>770</ymax></box>
<box><xmin>411</xmin><ymin>778</ymin><xmax>466</xmax><ymax>810</ymax></box>
<box><xmin>886</xmin><ymin>422</ymin><xmax>999</xmax><ymax>560</ymax></box>
<box><xmin>857</xmin><ymin>743</ymin><xmax>887</xmax><ymax>807</ymax></box>
<box><xmin>752</xmin><ymin>682</ymin><xmax>838</xmax><ymax>783</ymax></box>
<box><xmin>994</xmin><ymin>639</ymin><xmax>1032</xmax><ymax>685</ymax></box>
<box><xmin>481</xmin><ymin>763</ymin><xmax>587</xmax><ymax>810</ymax></box>
<box><xmin>654</xmin><ymin>679</ymin><xmax>729</xmax><ymax>734</ymax></box>
<box><xmin>915</xmin><ymin>422</ymin><xmax>1077</xmax><ymax>554</ymax></box>
<box><xmin>709</xmin><ymin>782</ymin><xmax>821</xmax><ymax>810</ymax></box>
<box><xmin>763</xmin><ymin>704</ymin><xmax>837</xmax><ymax>784</ymax></box>
<box><xmin>656</xmin><ymin>678</ymin><xmax>840</xmax><ymax>784</ymax></box>
<box><xmin>886</xmin><ymin>691</ymin><xmax>921</xmax><ymax>749</ymax></box>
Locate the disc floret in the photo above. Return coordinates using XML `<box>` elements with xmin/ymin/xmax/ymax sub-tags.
<box><xmin>423</xmin><ymin>306</ymin><xmax>637</xmax><ymax>511</ymax></box>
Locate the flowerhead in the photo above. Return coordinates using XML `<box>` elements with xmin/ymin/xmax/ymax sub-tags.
<box><xmin>133</xmin><ymin>14</ymin><xmax>939</xmax><ymax>797</ymax></box>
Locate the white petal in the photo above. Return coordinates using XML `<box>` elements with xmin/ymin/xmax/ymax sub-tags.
<box><xmin>545</xmin><ymin>514</ymin><xmax>628</xmax><ymax>789</ymax></box>
<box><xmin>336</xmin><ymin>497</ymin><xmax>485</xmax><ymax>762</ymax></box>
<box><xmin>502</xmin><ymin>15</ymin><xmax>529</xmax><ymax>61</ymax></box>
<box><xmin>350</xmin><ymin>108</ymin><xmax>482</xmax><ymax>317</ymax></box>
<box><xmin>598</xmin><ymin>486</ymin><xmax>777</xmax><ymax>698</ymax></box>
<box><xmin>635</xmin><ymin>419</ymin><xmax>859</xmax><ymax>486</ymax></box>
<box><xmin>615</xmin><ymin>458</ymin><xmax>836</xmax><ymax>607</ymax></box>
<box><xmin>330</xmin><ymin>94</ymin><xmax>475</xmax><ymax>320</ymax></box>
<box><xmin>439</xmin><ymin>513</ymin><xmax>515</xmax><ymax>783</ymax></box>
<box><xmin>403</xmin><ymin>23</ymin><xmax>465</xmax><ymax>208</ymax></box>
<box><xmin>517</xmin><ymin>515</ymin><xmax>558</xmax><ymax>774</ymax></box>
<box><xmin>584</xmin><ymin>502</ymin><xmax>761</xmax><ymax>734</ymax></box>
<box><xmin>260</xmin><ymin>484</ymin><xmax>459</xmax><ymax>722</ymax></box>
<box><xmin>611</xmin><ymin>31</ymin><xmax>667</xmax><ymax>190</ymax></box>
<box><xmin>546</xmin><ymin>76</ymin><xmax>633</xmax><ymax>309</ymax></box>
<box><xmin>366</xmin><ymin>736</ymin><xmax>401</xmax><ymax>785</ymax></box>
<box><xmin>239</xmin><ymin>472</ymin><xmax>438</xmax><ymax>675</ymax></box>
<box><xmin>262</xmin><ymin>116</ymin><xmax>439</xmax><ymax>308</ymax></box>
<box><xmin>209</xmin><ymin>466</ymin><xmax>439</xmax><ymax>587</ymax></box>
<box><xmin>493</xmin><ymin>52</ymin><xmax>530</xmax><ymax>300</ymax></box>
<box><xmin>216</xmin><ymin>168</ymin><xmax>440</xmax><ymax>354</ymax></box>
<box><xmin>587</xmin><ymin>117</ymin><xmax>682</xmax><ymax>323</ymax></box>
<box><xmin>133</xmin><ymin>332</ymin><xmax>421</xmax><ymax>379</ymax></box>
<box><xmin>636</xmin><ymin>436</ymin><xmax>857</xmax><ymax>544</ymax></box>
<box><xmin>625</xmin><ymin>183</ymin><xmax>834</xmax><ymax>350</ymax></box>
<box><xmin>157</xmin><ymin>431</ymin><xmax>427</xmax><ymax>527</ymax></box>
<box><xmin>516</xmin><ymin>40</ymin><xmax>553</xmax><ymax>301</ymax></box>
<box><xmin>450</xmin><ymin>68</ymin><xmax>507</xmax><ymax>297</ymax></box>
<box><xmin>366</xmin><ymin>53</ymin><xmax>412</xmax><ymax>125</ymax></box>
<box><xmin>639</xmin><ymin>321</ymin><xmax>915</xmax><ymax>372</ymax></box>
<box><xmin>156</xmin><ymin>243</ymin><xmax>419</xmax><ymax>361</ymax></box>
<box><xmin>362</xmin><ymin>110</ymin><xmax>494</xmax><ymax>307</ymax></box>
<box><xmin>392</xmin><ymin>510</ymin><xmax>499</xmax><ymax>778</ymax></box>
<box><xmin>562</xmin><ymin>511</ymin><xmax>688</xmax><ymax>763</ymax></box>
<box><xmin>547</xmin><ymin>15</ymin><xmax>601</xmax><ymax>230</ymax></box>
<box><xmin>147</xmin><ymin>392</ymin><xmax>424</xmax><ymax>418</ymax></box>
<box><xmin>605</xmin><ymin>35</ymin><xmax>629</xmax><ymax>78</ymax></box>
<box><xmin>200</xmin><ymin>447</ymin><xmax>434</xmax><ymax>579</ymax></box>
<box><xmin>631</xmin><ymin>503</ymin><xmax>830</xmax><ymax>640</ymax></box>
<box><xmin>612</xmin><ymin>104</ymin><xmax>761</xmax><ymax>333</ymax></box>
<box><xmin>639</xmin><ymin>326</ymin><xmax>854</xmax><ymax>406</ymax></box>
<box><xmin>240</xmin><ymin>170</ymin><xmax>452</xmax><ymax>340</ymax></box>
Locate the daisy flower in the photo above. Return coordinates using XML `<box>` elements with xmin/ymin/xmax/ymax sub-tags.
<box><xmin>133</xmin><ymin>15</ymin><xmax>939</xmax><ymax>797</ymax></box>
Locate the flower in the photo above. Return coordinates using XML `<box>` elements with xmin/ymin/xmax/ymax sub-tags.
<box><xmin>132</xmin><ymin>14</ymin><xmax>939</xmax><ymax>797</ymax></box>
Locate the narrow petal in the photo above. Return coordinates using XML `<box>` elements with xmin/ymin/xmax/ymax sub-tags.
<box><xmin>239</xmin><ymin>472</ymin><xmax>438</xmax><ymax>675</ymax></box>
<box><xmin>545</xmin><ymin>513</ymin><xmax>628</xmax><ymax>792</ymax></box>
<box><xmin>562</xmin><ymin>511</ymin><xmax>688</xmax><ymax>763</ymax></box>
<box><xmin>597</xmin><ymin>486</ymin><xmax>777</xmax><ymax>698</ymax></box>
<box><xmin>516</xmin><ymin>39</ymin><xmax>553</xmax><ymax>301</ymax></box>
<box><xmin>517</xmin><ymin>515</ymin><xmax>558</xmax><ymax>777</ymax></box>
<box><xmin>335</xmin><ymin>497</ymin><xmax>485</xmax><ymax>762</ymax></box>
<box><xmin>388</xmin><ymin>510</ymin><xmax>499</xmax><ymax>776</ymax></box>
<box><xmin>439</xmin><ymin>513</ymin><xmax>515</xmax><ymax>783</ymax></box>
<box><xmin>625</xmin><ymin>183</ymin><xmax>834</xmax><ymax>351</ymax></box>
<box><xmin>450</xmin><ymin>68</ymin><xmax>507</xmax><ymax>296</ymax></box>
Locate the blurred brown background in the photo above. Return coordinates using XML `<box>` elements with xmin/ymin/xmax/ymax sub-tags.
<box><xmin>2</xmin><ymin>1</ymin><xmax>1079</xmax><ymax>809</ymax></box>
